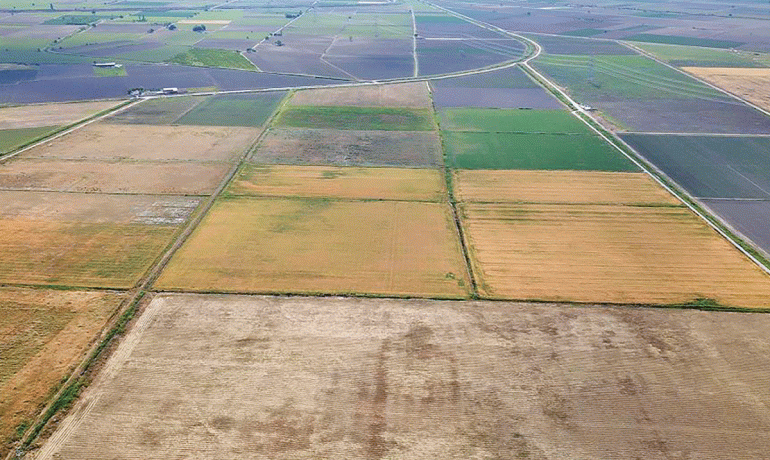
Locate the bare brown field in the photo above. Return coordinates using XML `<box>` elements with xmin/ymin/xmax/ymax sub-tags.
<box><xmin>22</xmin><ymin>124</ymin><xmax>260</xmax><ymax>162</ymax></box>
<box><xmin>461</xmin><ymin>203</ymin><xmax>770</xmax><ymax>307</ymax></box>
<box><xmin>251</xmin><ymin>128</ymin><xmax>442</xmax><ymax>167</ymax></box>
<box><xmin>229</xmin><ymin>165</ymin><xmax>445</xmax><ymax>201</ymax></box>
<box><xmin>0</xmin><ymin>192</ymin><xmax>196</xmax><ymax>287</ymax></box>
<box><xmin>684</xmin><ymin>67</ymin><xmax>770</xmax><ymax>112</ymax></box>
<box><xmin>35</xmin><ymin>294</ymin><xmax>770</xmax><ymax>459</ymax></box>
<box><xmin>289</xmin><ymin>82</ymin><xmax>432</xmax><ymax>108</ymax></box>
<box><xmin>0</xmin><ymin>158</ymin><xmax>230</xmax><ymax>195</ymax></box>
<box><xmin>455</xmin><ymin>170</ymin><xmax>679</xmax><ymax>205</ymax></box>
<box><xmin>0</xmin><ymin>288</ymin><xmax>124</xmax><ymax>455</ymax></box>
<box><xmin>156</xmin><ymin>197</ymin><xmax>469</xmax><ymax>298</ymax></box>
<box><xmin>0</xmin><ymin>100</ymin><xmax>120</xmax><ymax>130</ymax></box>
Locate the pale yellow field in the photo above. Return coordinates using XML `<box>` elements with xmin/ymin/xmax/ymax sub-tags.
<box><xmin>156</xmin><ymin>197</ymin><xmax>469</xmax><ymax>297</ymax></box>
<box><xmin>289</xmin><ymin>82</ymin><xmax>432</xmax><ymax>108</ymax></box>
<box><xmin>229</xmin><ymin>165</ymin><xmax>445</xmax><ymax>201</ymax></box>
<box><xmin>22</xmin><ymin>123</ymin><xmax>259</xmax><ymax>162</ymax></box>
<box><xmin>0</xmin><ymin>288</ymin><xmax>124</xmax><ymax>455</ymax></box>
<box><xmin>684</xmin><ymin>67</ymin><xmax>770</xmax><ymax>112</ymax></box>
<box><xmin>462</xmin><ymin>203</ymin><xmax>770</xmax><ymax>307</ymax></box>
<box><xmin>454</xmin><ymin>170</ymin><xmax>679</xmax><ymax>205</ymax></box>
<box><xmin>0</xmin><ymin>100</ymin><xmax>121</xmax><ymax>130</ymax></box>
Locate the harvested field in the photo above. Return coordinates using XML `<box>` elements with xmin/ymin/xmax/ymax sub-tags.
<box><xmin>289</xmin><ymin>82</ymin><xmax>431</xmax><ymax>108</ymax></box>
<box><xmin>156</xmin><ymin>197</ymin><xmax>469</xmax><ymax>298</ymax></box>
<box><xmin>454</xmin><ymin>170</ymin><xmax>678</xmax><ymax>205</ymax></box>
<box><xmin>251</xmin><ymin>128</ymin><xmax>442</xmax><ymax>167</ymax></box>
<box><xmin>621</xmin><ymin>134</ymin><xmax>770</xmax><ymax>199</ymax></box>
<box><xmin>0</xmin><ymin>288</ymin><xmax>124</xmax><ymax>455</ymax></box>
<box><xmin>444</xmin><ymin>132</ymin><xmax>636</xmax><ymax>171</ymax></box>
<box><xmin>461</xmin><ymin>203</ymin><xmax>770</xmax><ymax>307</ymax></box>
<box><xmin>174</xmin><ymin>92</ymin><xmax>286</xmax><ymax>127</ymax></box>
<box><xmin>22</xmin><ymin>124</ymin><xmax>260</xmax><ymax>162</ymax></box>
<box><xmin>36</xmin><ymin>293</ymin><xmax>770</xmax><ymax>459</ymax></box>
<box><xmin>0</xmin><ymin>158</ymin><xmax>230</xmax><ymax>195</ymax></box>
<box><xmin>439</xmin><ymin>108</ymin><xmax>587</xmax><ymax>133</ymax></box>
<box><xmin>431</xmin><ymin>87</ymin><xmax>562</xmax><ymax>109</ymax></box>
<box><xmin>683</xmin><ymin>67</ymin><xmax>770</xmax><ymax>112</ymax></box>
<box><xmin>105</xmin><ymin>97</ymin><xmax>204</xmax><ymax>125</ymax></box>
<box><xmin>229</xmin><ymin>165</ymin><xmax>444</xmax><ymax>201</ymax></box>
<box><xmin>0</xmin><ymin>100</ymin><xmax>119</xmax><ymax>129</ymax></box>
<box><xmin>275</xmin><ymin>106</ymin><xmax>435</xmax><ymax>131</ymax></box>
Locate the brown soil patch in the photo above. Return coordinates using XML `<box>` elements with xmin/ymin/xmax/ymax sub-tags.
<box><xmin>22</xmin><ymin>123</ymin><xmax>260</xmax><ymax>162</ymax></box>
<box><xmin>289</xmin><ymin>82</ymin><xmax>432</xmax><ymax>108</ymax></box>
<box><xmin>684</xmin><ymin>67</ymin><xmax>770</xmax><ymax>112</ymax></box>
<box><xmin>0</xmin><ymin>158</ymin><xmax>230</xmax><ymax>195</ymax></box>
<box><xmin>229</xmin><ymin>165</ymin><xmax>445</xmax><ymax>201</ymax></box>
<box><xmin>0</xmin><ymin>288</ymin><xmax>124</xmax><ymax>456</ymax></box>
<box><xmin>0</xmin><ymin>101</ymin><xmax>120</xmax><ymax>130</ymax></box>
<box><xmin>156</xmin><ymin>197</ymin><xmax>469</xmax><ymax>298</ymax></box>
<box><xmin>251</xmin><ymin>128</ymin><xmax>442</xmax><ymax>167</ymax></box>
<box><xmin>35</xmin><ymin>294</ymin><xmax>770</xmax><ymax>459</ymax></box>
<box><xmin>454</xmin><ymin>170</ymin><xmax>679</xmax><ymax>205</ymax></box>
<box><xmin>461</xmin><ymin>203</ymin><xmax>770</xmax><ymax>307</ymax></box>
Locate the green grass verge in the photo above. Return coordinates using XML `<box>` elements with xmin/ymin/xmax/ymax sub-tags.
<box><xmin>275</xmin><ymin>106</ymin><xmax>436</xmax><ymax>131</ymax></box>
<box><xmin>168</xmin><ymin>47</ymin><xmax>255</xmax><ymax>70</ymax></box>
<box><xmin>0</xmin><ymin>126</ymin><xmax>59</xmax><ymax>154</ymax></box>
<box><xmin>443</xmin><ymin>131</ymin><xmax>637</xmax><ymax>171</ymax></box>
<box><xmin>175</xmin><ymin>92</ymin><xmax>285</xmax><ymax>127</ymax></box>
<box><xmin>93</xmin><ymin>66</ymin><xmax>127</xmax><ymax>77</ymax></box>
<box><xmin>438</xmin><ymin>108</ymin><xmax>589</xmax><ymax>133</ymax></box>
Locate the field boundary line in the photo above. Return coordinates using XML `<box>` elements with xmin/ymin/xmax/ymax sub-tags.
<box><xmin>411</xmin><ymin>7</ymin><xmax>418</xmax><ymax>77</ymax></box>
<box><xmin>515</xmin><ymin>55</ymin><xmax>770</xmax><ymax>276</ymax></box>
<box><xmin>623</xmin><ymin>41</ymin><xmax>770</xmax><ymax>120</ymax></box>
<box><xmin>0</xmin><ymin>99</ymin><xmax>135</xmax><ymax>164</ymax></box>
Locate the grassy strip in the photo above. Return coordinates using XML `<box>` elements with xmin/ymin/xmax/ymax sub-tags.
<box><xmin>168</xmin><ymin>48</ymin><xmax>256</xmax><ymax>71</ymax></box>
<box><xmin>519</xmin><ymin>63</ymin><xmax>770</xmax><ymax>273</ymax></box>
<box><xmin>18</xmin><ymin>291</ymin><xmax>146</xmax><ymax>452</ymax></box>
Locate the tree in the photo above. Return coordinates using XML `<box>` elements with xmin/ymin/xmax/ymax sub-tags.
<box><xmin>192</xmin><ymin>24</ymin><xmax>206</xmax><ymax>32</ymax></box>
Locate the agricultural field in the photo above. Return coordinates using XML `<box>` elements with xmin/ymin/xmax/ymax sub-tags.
<box><xmin>289</xmin><ymin>82</ymin><xmax>432</xmax><ymax>108</ymax></box>
<box><xmin>0</xmin><ymin>288</ymin><xmax>125</xmax><ymax>455</ymax></box>
<box><xmin>0</xmin><ymin>191</ymin><xmax>194</xmax><ymax>288</ymax></box>
<box><xmin>0</xmin><ymin>126</ymin><xmax>59</xmax><ymax>155</ymax></box>
<box><xmin>34</xmin><ymin>294</ymin><xmax>770</xmax><ymax>459</ymax></box>
<box><xmin>682</xmin><ymin>67</ymin><xmax>770</xmax><ymax>112</ymax></box>
<box><xmin>229</xmin><ymin>164</ymin><xmax>445</xmax><ymax>201</ymax></box>
<box><xmin>105</xmin><ymin>97</ymin><xmax>205</xmax><ymax>125</ymax></box>
<box><xmin>460</xmin><ymin>202</ymin><xmax>770</xmax><ymax>307</ymax></box>
<box><xmin>0</xmin><ymin>158</ymin><xmax>230</xmax><ymax>195</ymax></box>
<box><xmin>438</xmin><ymin>108</ymin><xmax>635</xmax><ymax>171</ymax></box>
<box><xmin>0</xmin><ymin>100</ymin><xmax>120</xmax><ymax>130</ymax></box>
<box><xmin>250</xmin><ymin>128</ymin><xmax>442</xmax><ymax>167</ymax></box>
<box><xmin>275</xmin><ymin>106</ymin><xmax>435</xmax><ymax>131</ymax></box>
<box><xmin>174</xmin><ymin>91</ymin><xmax>285</xmax><ymax>127</ymax></box>
<box><xmin>632</xmin><ymin>43</ymin><xmax>770</xmax><ymax>68</ymax></box>
<box><xmin>156</xmin><ymin>197</ymin><xmax>469</xmax><ymax>298</ymax></box>
<box><xmin>22</xmin><ymin>123</ymin><xmax>260</xmax><ymax>162</ymax></box>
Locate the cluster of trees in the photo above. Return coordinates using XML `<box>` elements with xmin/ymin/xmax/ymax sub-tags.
<box><xmin>192</xmin><ymin>24</ymin><xmax>207</xmax><ymax>32</ymax></box>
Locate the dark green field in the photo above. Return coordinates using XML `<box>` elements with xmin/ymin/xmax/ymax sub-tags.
<box><xmin>444</xmin><ymin>132</ymin><xmax>637</xmax><ymax>171</ymax></box>
<box><xmin>175</xmin><ymin>92</ymin><xmax>286</xmax><ymax>127</ymax></box>
<box><xmin>0</xmin><ymin>126</ymin><xmax>58</xmax><ymax>154</ymax></box>
<box><xmin>276</xmin><ymin>106</ymin><xmax>435</xmax><ymax>131</ymax></box>
<box><xmin>439</xmin><ymin>109</ymin><xmax>587</xmax><ymax>133</ymax></box>
<box><xmin>168</xmin><ymin>48</ymin><xmax>256</xmax><ymax>71</ymax></box>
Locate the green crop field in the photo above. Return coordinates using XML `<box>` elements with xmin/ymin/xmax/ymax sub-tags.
<box><xmin>175</xmin><ymin>92</ymin><xmax>286</xmax><ymax>127</ymax></box>
<box><xmin>633</xmin><ymin>43</ymin><xmax>770</xmax><ymax>68</ymax></box>
<box><xmin>533</xmin><ymin>54</ymin><xmax>727</xmax><ymax>100</ymax></box>
<box><xmin>93</xmin><ymin>66</ymin><xmax>127</xmax><ymax>77</ymax></box>
<box><xmin>439</xmin><ymin>109</ymin><xmax>588</xmax><ymax>133</ymax></box>
<box><xmin>168</xmin><ymin>47</ymin><xmax>256</xmax><ymax>70</ymax></box>
<box><xmin>0</xmin><ymin>126</ymin><xmax>58</xmax><ymax>154</ymax></box>
<box><xmin>444</xmin><ymin>132</ymin><xmax>637</xmax><ymax>171</ymax></box>
<box><xmin>276</xmin><ymin>106</ymin><xmax>435</xmax><ymax>131</ymax></box>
